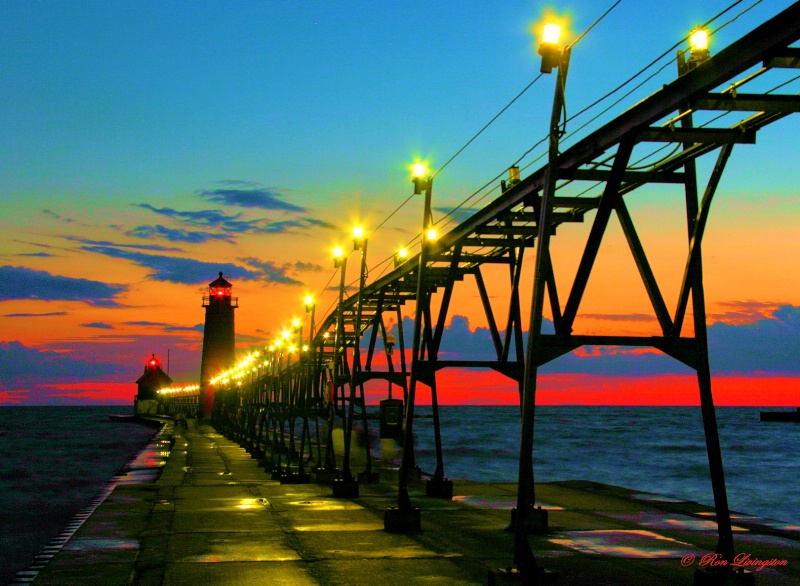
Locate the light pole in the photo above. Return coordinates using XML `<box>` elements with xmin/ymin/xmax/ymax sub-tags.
<box><xmin>513</xmin><ymin>19</ymin><xmax>568</xmax><ymax>581</ymax></box>
<box><xmin>385</xmin><ymin>162</ymin><xmax>436</xmax><ymax>533</ymax></box>
<box><xmin>676</xmin><ymin>28</ymin><xmax>738</xmax><ymax>578</ymax></box>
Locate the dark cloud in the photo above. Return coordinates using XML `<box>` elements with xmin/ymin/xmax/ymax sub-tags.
<box><xmin>0</xmin><ymin>333</ymin><xmax>203</xmax><ymax>404</ymax></box>
<box><xmin>197</xmin><ymin>184</ymin><xmax>306</xmax><ymax>212</ymax></box>
<box><xmin>17</xmin><ymin>252</ymin><xmax>55</xmax><ymax>258</ymax></box>
<box><xmin>708</xmin><ymin>305</ymin><xmax>800</xmax><ymax>374</ymax></box>
<box><xmin>0</xmin><ymin>266</ymin><xmax>125</xmax><ymax>307</ymax></box>
<box><xmin>82</xmin><ymin>322</ymin><xmax>115</xmax><ymax>329</ymax></box>
<box><xmin>5</xmin><ymin>311</ymin><xmax>68</xmax><ymax>318</ymax></box>
<box><xmin>78</xmin><ymin>245</ymin><xmax>302</xmax><ymax>286</ymax></box>
<box><xmin>302</xmin><ymin>217</ymin><xmax>337</xmax><ymax>229</ymax></box>
<box><xmin>709</xmin><ymin>300</ymin><xmax>784</xmax><ymax>325</ymax></box>
<box><xmin>240</xmin><ymin>257</ymin><xmax>303</xmax><ymax>286</ymax></box>
<box><xmin>0</xmin><ymin>341</ymin><xmax>124</xmax><ymax>391</ymax></box>
<box><xmin>67</xmin><ymin>236</ymin><xmax>183</xmax><ymax>252</ymax></box>
<box><xmin>292</xmin><ymin>261</ymin><xmax>323</xmax><ymax>272</ymax></box>
<box><xmin>135</xmin><ymin>204</ymin><xmax>252</xmax><ymax>231</ymax></box>
<box><xmin>136</xmin><ymin>204</ymin><xmax>329</xmax><ymax>235</ymax></box>
<box><xmin>123</xmin><ymin>321</ymin><xmax>204</xmax><ymax>333</ymax></box>
<box><xmin>78</xmin><ymin>246</ymin><xmax>262</xmax><ymax>284</ymax></box>
<box><xmin>127</xmin><ymin>224</ymin><xmax>235</xmax><ymax>244</ymax></box>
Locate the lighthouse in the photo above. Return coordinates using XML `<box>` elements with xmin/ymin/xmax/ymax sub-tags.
<box><xmin>135</xmin><ymin>354</ymin><xmax>172</xmax><ymax>415</ymax></box>
<box><xmin>200</xmin><ymin>272</ymin><xmax>238</xmax><ymax>417</ymax></box>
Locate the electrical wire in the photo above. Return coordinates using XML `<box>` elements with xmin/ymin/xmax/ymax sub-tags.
<box><xmin>567</xmin><ymin>0</ymin><xmax>623</xmax><ymax>50</ymax></box>
<box><xmin>431</xmin><ymin>73</ymin><xmax>544</xmax><ymax>180</ymax></box>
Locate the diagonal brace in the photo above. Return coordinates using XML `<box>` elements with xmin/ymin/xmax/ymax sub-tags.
<box><xmin>559</xmin><ymin>140</ymin><xmax>635</xmax><ymax>336</ymax></box>
<box><xmin>671</xmin><ymin>143</ymin><xmax>734</xmax><ymax>337</ymax></box>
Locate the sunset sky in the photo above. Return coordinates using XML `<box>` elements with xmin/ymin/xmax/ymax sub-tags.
<box><xmin>2</xmin><ymin>0</ymin><xmax>800</xmax><ymax>406</ymax></box>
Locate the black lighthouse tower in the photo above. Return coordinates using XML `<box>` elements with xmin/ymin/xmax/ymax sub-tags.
<box><xmin>200</xmin><ymin>272</ymin><xmax>237</xmax><ymax>416</ymax></box>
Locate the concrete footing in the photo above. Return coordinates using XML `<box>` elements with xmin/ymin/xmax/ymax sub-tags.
<box><xmin>426</xmin><ymin>477</ymin><xmax>453</xmax><ymax>499</ymax></box>
<box><xmin>384</xmin><ymin>506</ymin><xmax>421</xmax><ymax>533</ymax></box>
<box><xmin>509</xmin><ymin>506</ymin><xmax>549</xmax><ymax>534</ymax></box>
<box><xmin>694</xmin><ymin>567</ymin><xmax>756</xmax><ymax>585</ymax></box>
<box><xmin>487</xmin><ymin>567</ymin><xmax>559</xmax><ymax>584</ymax></box>
<box><xmin>332</xmin><ymin>478</ymin><xmax>359</xmax><ymax>498</ymax></box>
<box><xmin>315</xmin><ymin>467</ymin><xmax>341</xmax><ymax>484</ymax></box>
<box><xmin>358</xmin><ymin>470</ymin><xmax>379</xmax><ymax>484</ymax></box>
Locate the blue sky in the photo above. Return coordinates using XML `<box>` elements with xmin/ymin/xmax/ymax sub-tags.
<box><xmin>2</xmin><ymin>1</ymin><xmax>800</xmax><ymax>404</ymax></box>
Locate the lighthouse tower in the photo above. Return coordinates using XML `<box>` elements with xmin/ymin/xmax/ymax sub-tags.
<box><xmin>200</xmin><ymin>272</ymin><xmax>238</xmax><ymax>417</ymax></box>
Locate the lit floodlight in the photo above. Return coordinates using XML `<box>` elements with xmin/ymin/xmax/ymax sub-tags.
<box><xmin>426</xmin><ymin>228</ymin><xmax>437</xmax><ymax>241</ymax></box>
<box><xmin>690</xmin><ymin>28</ymin><xmax>709</xmax><ymax>52</ymax></box>
<box><xmin>542</xmin><ymin>23</ymin><xmax>561</xmax><ymax>45</ymax></box>
<box><xmin>538</xmin><ymin>21</ymin><xmax>563</xmax><ymax>74</ymax></box>
<box><xmin>394</xmin><ymin>246</ymin><xmax>409</xmax><ymax>268</ymax></box>
<box><xmin>333</xmin><ymin>246</ymin><xmax>344</xmax><ymax>268</ymax></box>
<box><xmin>412</xmin><ymin>162</ymin><xmax>428</xmax><ymax>194</ymax></box>
<box><xmin>353</xmin><ymin>225</ymin><xmax>365</xmax><ymax>250</ymax></box>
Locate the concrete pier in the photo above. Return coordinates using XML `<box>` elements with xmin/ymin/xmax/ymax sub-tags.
<box><xmin>25</xmin><ymin>420</ymin><xmax>800</xmax><ymax>585</ymax></box>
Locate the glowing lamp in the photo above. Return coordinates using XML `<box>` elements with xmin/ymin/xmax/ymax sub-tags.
<box><xmin>426</xmin><ymin>228</ymin><xmax>437</xmax><ymax>241</ymax></box>
<box><xmin>394</xmin><ymin>247</ymin><xmax>408</xmax><ymax>268</ymax></box>
<box><xmin>690</xmin><ymin>28</ymin><xmax>709</xmax><ymax>52</ymax></box>
<box><xmin>282</xmin><ymin>329</ymin><xmax>291</xmax><ymax>340</ymax></box>
<box><xmin>292</xmin><ymin>318</ymin><xmax>301</xmax><ymax>329</ymax></box>
<box><xmin>412</xmin><ymin>162</ymin><xmax>428</xmax><ymax>194</ymax></box>
<box><xmin>543</xmin><ymin>23</ymin><xmax>561</xmax><ymax>45</ymax></box>
<box><xmin>333</xmin><ymin>246</ymin><xmax>344</xmax><ymax>268</ymax></box>
<box><xmin>688</xmin><ymin>27</ymin><xmax>710</xmax><ymax>66</ymax></box>
<box><xmin>353</xmin><ymin>225</ymin><xmax>365</xmax><ymax>250</ymax></box>
<box><xmin>538</xmin><ymin>22</ymin><xmax>562</xmax><ymax>74</ymax></box>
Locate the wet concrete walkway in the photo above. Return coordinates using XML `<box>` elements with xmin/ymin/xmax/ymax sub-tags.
<box><xmin>28</xmin><ymin>420</ymin><xmax>800</xmax><ymax>585</ymax></box>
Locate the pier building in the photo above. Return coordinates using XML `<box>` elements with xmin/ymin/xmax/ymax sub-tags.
<box><xmin>134</xmin><ymin>354</ymin><xmax>172</xmax><ymax>415</ymax></box>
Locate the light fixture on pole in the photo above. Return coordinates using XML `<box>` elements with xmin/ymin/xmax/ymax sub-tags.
<box><xmin>508</xmin><ymin>15</ymin><xmax>573</xmax><ymax>580</ymax></box>
<box><xmin>394</xmin><ymin>247</ymin><xmax>408</xmax><ymax>268</ymax></box>
<box><xmin>538</xmin><ymin>23</ymin><xmax>562</xmax><ymax>74</ymax></box>
<box><xmin>412</xmin><ymin>162</ymin><xmax>427</xmax><ymax>195</ymax></box>
<box><xmin>353</xmin><ymin>226</ymin><xmax>365</xmax><ymax>251</ymax></box>
<box><xmin>690</xmin><ymin>27</ymin><xmax>709</xmax><ymax>61</ymax></box>
<box><xmin>304</xmin><ymin>295</ymin><xmax>316</xmax><ymax>342</ymax></box>
<box><xmin>333</xmin><ymin>246</ymin><xmax>344</xmax><ymax>269</ymax></box>
<box><xmin>678</xmin><ymin>27</ymin><xmax>710</xmax><ymax>75</ymax></box>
